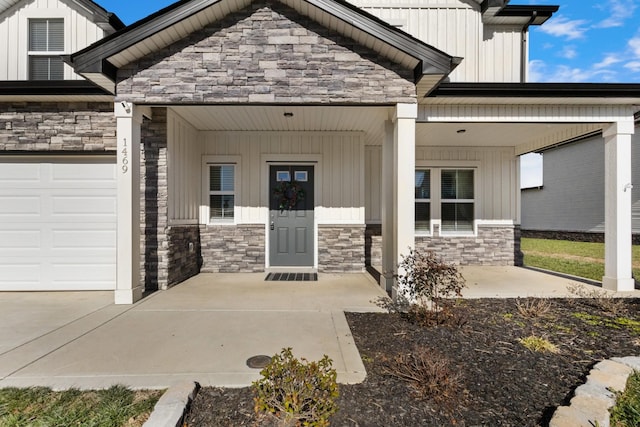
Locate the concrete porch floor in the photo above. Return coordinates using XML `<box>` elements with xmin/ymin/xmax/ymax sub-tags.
<box><xmin>0</xmin><ymin>267</ymin><xmax>638</xmax><ymax>390</ymax></box>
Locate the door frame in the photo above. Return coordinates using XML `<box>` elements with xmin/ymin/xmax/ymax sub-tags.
<box><xmin>261</xmin><ymin>154</ymin><xmax>322</xmax><ymax>271</ymax></box>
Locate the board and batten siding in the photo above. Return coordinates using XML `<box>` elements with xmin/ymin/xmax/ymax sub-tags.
<box><xmin>167</xmin><ymin>109</ymin><xmax>201</xmax><ymax>224</ymax></box>
<box><xmin>365</xmin><ymin>145</ymin><xmax>518</xmax><ymax>223</ymax></box>
<box><xmin>201</xmin><ymin>131</ymin><xmax>365</xmax><ymax>225</ymax></box>
<box><xmin>0</xmin><ymin>0</ymin><xmax>108</xmax><ymax>80</ymax></box>
<box><xmin>350</xmin><ymin>0</ymin><xmax>522</xmax><ymax>83</ymax></box>
<box><xmin>521</xmin><ymin>129</ymin><xmax>640</xmax><ymax>234</ymax></box>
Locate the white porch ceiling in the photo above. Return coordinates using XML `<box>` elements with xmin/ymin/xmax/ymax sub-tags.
<box><xmin>171</xmin><ymin>105</ymin><xmax>606</xmax><ymax>153</ymax></box>
<box><xmin>171</xmin><ymin>105</ymin><xmax>391</xmax><ymax>144</ymax></box>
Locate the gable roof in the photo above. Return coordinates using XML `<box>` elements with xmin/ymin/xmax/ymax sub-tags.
<box><xmin>0</xmin><ymin>0</ymin><xmax>124</xmax><ymax>31</ymax></box>
<box><xmin>67</xmin><ymin>0</ymin><xmax>460</xmax><ymax>96</ymax></box>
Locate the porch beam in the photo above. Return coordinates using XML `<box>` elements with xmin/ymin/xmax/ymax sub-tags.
<box><xmin>114</xmin><ymin>101</ymin><xmax>143</xmax><ymax>304</ymax></box>
<box><xmin>602</xmin><ymin>120</ymin><xmax>636</xmax><ymax>292</ymax></box>
<box><xmin>389</xmin><ymin>103</ymin><xmax>417</xmax><ymax>299</ymax></box>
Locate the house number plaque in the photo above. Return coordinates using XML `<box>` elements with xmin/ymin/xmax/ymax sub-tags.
<box><xmin>121</xmin><ymin>138</ymin><xmax>129</xmax><ymax>174</ymax></box>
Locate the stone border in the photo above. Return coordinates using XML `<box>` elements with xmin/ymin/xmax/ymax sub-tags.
<box><xmin>550</xmin><ymin>357</ymin><xmax>640</xmax><ymax>427</ymax></box>
<box><xmin>143</xmin><ymin>381</ymin><xmax>199</xmax><ymax>427</ymax></box>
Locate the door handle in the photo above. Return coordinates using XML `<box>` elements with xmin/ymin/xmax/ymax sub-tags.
<box><xmin>270</xmin><ymin>221</ymin><xmax>275</xmax><ymax>230</ymax></box>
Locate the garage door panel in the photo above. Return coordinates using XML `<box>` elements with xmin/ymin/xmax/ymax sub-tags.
<box><xmin>0</xmin><ymin>158</ymin><xmax>117</xmax><ymax>291</ymax></box>
<box><xmin>0</xmin><ymin>263</ymin><xmax>41</xmax><ymax>286</ymax></box>
<box><xmin>52</xmin><ymin>229</ymin><xmax>116</xmax><ymax>250</ymax></box>
<box><xmin>0</xmin><ymin>195</ymin><xmax>41</xmax><ymax>215</ymax></box>
<box><xmin>0</xmin><ymin>230</ymin><xmax>40</xmax><ymax>249</ymax></box>
<box><xmin>51</xmin><ymin>163</ymin><xmax>117</xmax><ymax>188</ymax></box>
<box><xmin>0</xmin><ymin>163</ymin><xmax>41</xmax><ymax>182</ymax></box>
<box><xmin>52</xmin><ymin>196</ymin><xmax>117</xmax><ymax>217</ymax></box>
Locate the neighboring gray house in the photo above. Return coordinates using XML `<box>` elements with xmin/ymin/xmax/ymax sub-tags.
<box><xmin>522</xmin><ymin>117</ymin><xmax>640</xmax><ymax>243</ymax></box>
<box><xmin>1</xmin><ymin>0</ymin><xmax>640</xmax><ymax>304</ymax></box>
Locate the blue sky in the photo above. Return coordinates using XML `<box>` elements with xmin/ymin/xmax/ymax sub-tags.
<box><xmin>97</xmin><ymin>0</ymin><xmax>639</xmax><ymax>188</ymax></box>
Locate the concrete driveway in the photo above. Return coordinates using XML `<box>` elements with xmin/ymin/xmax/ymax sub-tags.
<box><xmin>1</xmin><ymin>268</ymin><xmax>637</xmax><ymax>390</ymax></box>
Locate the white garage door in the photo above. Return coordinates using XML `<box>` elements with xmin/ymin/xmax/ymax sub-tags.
<box><xmin>0</xmin><ymin>157</ymin><xmax>117</xmax><ymax>291</ymax></box>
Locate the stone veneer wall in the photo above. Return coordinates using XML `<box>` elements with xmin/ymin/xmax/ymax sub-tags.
<box><xmin>318</xmin><ymin>225</ymin><xmax>365</xmax><ymax>273</ymax></box>
<box><xmin>416</xmin><ymin>225</ymin><xmax>517</xmax><ymax>266</ymax></box>
<box><xmin>200</xmin><ymin>224</ymin><xmax>265</xmax><ymax>272</ymax></box>
<box><xmin>140</xmin><ymin>107</ymin><xmax>169</xmax><ymax>291</ymax></box>
<box><xmin>365</xmin><ymin>224</ymin><xmax>382</xmax><ymax>268</ymax></box>
<box><xmin>167</xmin><ymin>225</ymin><xmax>201</xmax><ymax>287</ymax></box>
<box><xmin>0</xmin><ymin>102</ymin><xmax>115</xmax><ymax>150</ymax></box>
<box><xmin>116</xmin><ymin>1</ymin><xmax>415</xmax><ymax>105</ymax></box>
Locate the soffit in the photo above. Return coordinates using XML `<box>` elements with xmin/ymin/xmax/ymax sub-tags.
<box><xmin>172</xmin><ymin>104</ymin><xmax>390</xmax><ymax>143</ymax></box>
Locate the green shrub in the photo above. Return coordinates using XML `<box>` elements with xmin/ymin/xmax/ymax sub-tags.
<box><xmin>252</xmin><ymin>348</ymin><xmax>339</xmax><ymax>427</ymax></box>
<box><xmin>395</xmin><ymin>249</ymin><xmax>466</xmax><ymax>322</ymax></box>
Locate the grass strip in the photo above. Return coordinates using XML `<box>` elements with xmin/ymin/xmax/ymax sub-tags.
<box><xmin>610</xmin><ymin>371</ymin><xmax>640</xmax><ymax>427</ymax></box>
<box><xmin>0</xmin><ymin>385</ymin><xmax>163</xmax><ymax>427</ymax></box>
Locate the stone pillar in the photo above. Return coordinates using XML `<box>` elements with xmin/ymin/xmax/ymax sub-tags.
<box><xmin>393</xmin><ymin>104</ymin><xmax>417</xmax><ymax>298</ymax></box>
<box><xmin>114</xmin><ymin>101</ymin><xmax>144</xmax><ymax>304</ymax></box>
<box><xmin>602</xmin><ymin>120</ymin><xmax>635</xmax><ymax>292</ymax></box>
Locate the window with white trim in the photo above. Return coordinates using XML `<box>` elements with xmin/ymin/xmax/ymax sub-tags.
<box><xmin>28</xmin><ymin>18</ymin><xmax>64</xmax><ymax>80</ymax></box>
<box><xmin>209</xmin><ymin>164</ymin><xmax>235</xmax><ymax>222</ymax></box>
<box><xmin>415</xmin><ymin>168</ymin><xmax>475</xmax><ymax>234</ymax></box>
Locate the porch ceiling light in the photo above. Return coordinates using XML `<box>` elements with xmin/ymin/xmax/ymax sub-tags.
<box><xmin>283</xmin><ymin>112</ymin><xmax>294</xmax><ymax>117</ymax></box>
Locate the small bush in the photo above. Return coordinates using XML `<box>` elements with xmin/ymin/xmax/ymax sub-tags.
<box><xmin>567</xmin><ymin>283</ymin><xmax>627</xmax><ymax>315</ymax></box>
<box><xmin>382</xmin><ymin>346</ymin><xmax>463</xmax><ymax>404</ymax></box>
<box><xmin>252</xmin><ymin>348</ymin><xmax>339</xmax><ymax>427</ymax></box>
<box><xmin>395</xmin><ymin>249</ymin><xmax>466</xmax><ymax>322</ymax></box>
<box><xmin>515</xmin><ymin>297</ymin><xmax>552</xmax><ymax>318</ymax></box>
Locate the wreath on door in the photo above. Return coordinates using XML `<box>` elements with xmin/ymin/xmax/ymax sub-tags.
<box><xmin>273</xmin><ymin>181</ymin><xmax>305</xmax><ymax>210</ymax></box>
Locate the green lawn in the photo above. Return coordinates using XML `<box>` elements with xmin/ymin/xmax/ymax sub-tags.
<box><xmin>0</xmin><ymin>385</ymin><xmax>163</xmax><ymax>427</ymax></box>
<box><xmin>521</xmin><ymin>238</ymin><xmax>640</xmax><ymax>282</ymax></box>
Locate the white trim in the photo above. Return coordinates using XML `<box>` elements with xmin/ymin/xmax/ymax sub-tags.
<box><xmin>201</xmin><ymin>155</ymin><xmax>241</xmax><ymax>225</ymax></box>
<box><xmin>19</xmin><ymin>9</ymin><xmax>72</xmax><ymax>80</ymax></box>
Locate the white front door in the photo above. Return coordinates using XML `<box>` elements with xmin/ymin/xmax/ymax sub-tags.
<box><xmin>0</xmin><ymin>157</ymin><xmax>117</xmax><ymax>290</ymax></box>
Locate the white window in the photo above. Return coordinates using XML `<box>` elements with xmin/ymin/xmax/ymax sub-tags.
<box><xmin>415</xmin><ymin>168</ymin><xmax>475</xmax><ymax>235</ymax></box>
<box><xmin>441</xmin><ymin>169</ymin><xmax>474</xmax><ymax>233</ymax></box>
<box><xmin>209</xmin><ymin>164</ymin><xmax>235</xmax><ymax>222</ymax></box>
<box><xmin>29</xmin><ymin>18</ymin><xmax>64</xmax><ymax>80</ymax></box>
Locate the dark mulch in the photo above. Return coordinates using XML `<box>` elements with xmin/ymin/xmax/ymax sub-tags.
<box><xmin>186</xmin><ymin>298</ymin><xmax>640</xmax><ymax>426</ymax></box>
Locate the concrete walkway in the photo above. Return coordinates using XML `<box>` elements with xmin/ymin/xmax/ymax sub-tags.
<box><xmin>0</xmin><ymin>268</ymin><xmax>638</xmax><ymax>390</ymax></box>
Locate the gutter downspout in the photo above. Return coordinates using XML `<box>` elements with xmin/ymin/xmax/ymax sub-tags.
<box><xmin>521</xmin><ymin>11</ymin><xmax>537</xmax><ymax>82</ymax></box>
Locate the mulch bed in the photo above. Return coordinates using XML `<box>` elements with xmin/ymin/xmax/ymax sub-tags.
<box><xmin>186</xmin><ymin>298</ymin><xmax>640</xmax><ymax>426</ymax></box>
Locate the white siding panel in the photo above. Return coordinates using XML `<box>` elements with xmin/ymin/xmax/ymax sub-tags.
<box><xmin>168</xmin><ymin>109</ymin><xmax>201</xmax><ymax>223</ymax></box>
<box><xmin>481</xmin><ymin>26</ymin><xmax>522</xmax><ymax>82</ymax></box>
<box><xmin>0</xmin><ymin>0</ymin><xmax>106</xmax><ymax>80</ymax></box>
<box><xmin>365</xmin><ymin>146</ymin><xmax>382</xmax><ymax>222</ymax></box>
<box><xmin>202</xmin><ymin>131</ymin><xmax>365</xmax><ymax>224</ymax></box>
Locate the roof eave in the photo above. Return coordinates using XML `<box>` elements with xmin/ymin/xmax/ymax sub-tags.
<box><xmin>428</xmin><ymin>82</ymin><xmax>640</xmax><ymax>98</ymax></box>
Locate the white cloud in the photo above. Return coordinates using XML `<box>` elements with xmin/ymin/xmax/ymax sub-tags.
<box><xmin>528</xmin><ymin>60</ymin><xmax>618</xmax><ymax>83</ymax></box>
<box><xmin>594</xmin><ymin>0</ymin><xmax>637</xmax><ymax>28</ymax></box>
<box><xmin>629</xmin><ymin>37</ymin><xmax>640</xmax><ymax>57</ymax></box>
<box><xmin>560</xmin><ymin>46</ymin><xmax>577</xmax><ymax>59</ymax></box>
<box><xmin>594</xmin><ymin>54</ymin><xmax>622</xmax><ymax>69</ymax></box>
<box><xmin>624</xmin><ymin>61</ymin><xmax>640</xmax><ymax>72</ymax></box>
<box><xmin>538</xmin><ymin>16</ymin><xmax>588</xmax><ymax>40</ymax></box>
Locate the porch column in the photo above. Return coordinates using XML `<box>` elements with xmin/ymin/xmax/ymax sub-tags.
<box><xmin>602</xmin><ymin>120</ymin><xmax>635</xmax><ymax>292</ymax></box>
<box><xmin>114</xmin><ymin>101</ymin><xmax>143</xmax><ymax>304</ymax></box>
<box><xmin>382</xmin><ymin>103</ymin><xmax>417</xmax><ymax>298</ymax></box>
